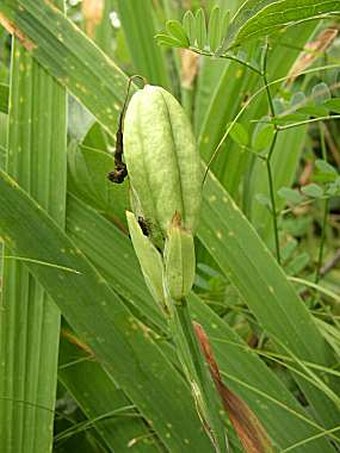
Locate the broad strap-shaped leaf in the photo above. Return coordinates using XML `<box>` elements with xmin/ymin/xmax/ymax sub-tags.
<box><xmin>117</xmin><ymin>0</ymin><xmax>172</xmax><ymax>88</ymax></box>
<box><xmin>0</xmin><ymin>0</ymin><xmax>129</xmax><ymax>134</ymax></box>
<box><xmin>1</xmin><ymin>0</ymin><xmax>338</xmax><ymax>439</ymax></box>
<box><xmin>58</xmin><ymin>336</ymin><xmax>160</xmax><ymax>452</ymax></box>
<box><xmin>0</xmin><ymin>10</ymin><xmax>67</xmax><ymax>449</ymax></box>
<box><xmin>0</xmin><ymin>168</ymin><xmax>213</xmax><ymax>452</ymax></box>
<box><xmin>221</xmin><ymin>0</ymin><xmax>340</xmax><ymax>51</ymax></box>
<box><xmin>66</xmin><ymin>194</ymin><xmax>167</xmax><ymax>334</ymax></box>
<box><xmin>199</xmin><ymin>171</ymin><xmax>340</xmax><ymax>428</ymax></box>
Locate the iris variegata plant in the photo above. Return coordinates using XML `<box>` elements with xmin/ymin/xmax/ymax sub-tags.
<box><xmin>123</xmin><ymin>84</ymin><xmax>227</xmax><ymax>451</ymax></box>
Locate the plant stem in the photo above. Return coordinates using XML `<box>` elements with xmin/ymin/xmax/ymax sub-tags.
<box><xmin>265</xmin><ymin>132</ymin><xmax>281</xmax><ymax>264</ymax></box>
<box><xmin>170</xmin><ymin>296</ymin><xmax>226</xmax><ymax>452</ymax></box>
<box><xmin>174</xmin><ymin>298</ymin><xmax>206</xmax><ymax>379</ymax></box>
<box><xmin>315</xmin><ymin>195</ymin><xmax>329</xmax><ymax>284</ymax></box>
<box><xmin>191</xmin><ymin>48</ymin><xmax>262</xmax><ymax>75</ymax></box>
<box><xmin>261</xmin><ymin>43</ymin><xmax>281</xmax><ymax>263</ymax></box>
<box><xmin>261</xmin><ymin>44</ymin><xmax>275</xmax><ymax>118</ymax></box>
<box><xmin>315</xmin><ymin>123</ymin><xmax>329</xmax><ymax>284</ymax></box>
<box><xmin>277</xmin><ymin>115</ymin><xmax>340</xmax><ymax>131</ymax></box>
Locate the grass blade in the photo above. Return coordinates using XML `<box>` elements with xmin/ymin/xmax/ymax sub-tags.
<box><xmin>117</xmin><ymin>0</ymin><xmax>171</xmax><ymax>88</ymax></box>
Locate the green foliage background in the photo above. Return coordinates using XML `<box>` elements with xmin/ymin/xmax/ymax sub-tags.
<box><xmin>0</xmin><ymin>0</ymin><xmax>339</xmax><ymax>452</ymax></box>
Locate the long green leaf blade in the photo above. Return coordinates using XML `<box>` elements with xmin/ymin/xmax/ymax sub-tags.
<box><xmin>0</xmin><ymin>10</ymin><xmax>67</xmax><ymax>450</ymax></box>
<box><xmin>59</xmin><ymin>336</ymin><xmax>160</xmax><ymax>452</ymax></box>
<box><xmin>117</xmin><ymin>0</ymin><xmax>171</xmax><ymax>88</ymax></box>
<box><xmin>198</xmin><ymin>171</ymin><xmax>340</xmax><ymax>428</ymax></box>
<box><xmin>222</xmin><ymin>0</ymin><xmax>340</xmax><ymax>51</ymax></box>
<box><xmin>118</xmin><ymin>0</ymin><xmax>170</xmax><ymax>88</ymax></box>
<box><xmin>0</xmin><ymin>0</ymin><xmax>129</xmax><ymax>134</ymax></box>
<box><xmin>0</xmin><ymin>168</ymin><xmax>213</xmax><ymax>452</ymax></box>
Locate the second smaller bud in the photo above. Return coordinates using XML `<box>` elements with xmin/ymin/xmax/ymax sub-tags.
<box><xmin>164</xmin><ymin>212</ymin><xmax>196</xmax><ymax>301</ymax></box>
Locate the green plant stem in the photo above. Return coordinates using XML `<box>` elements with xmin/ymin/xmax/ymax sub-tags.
<box><xmin>170</xmin><ymin>296</ymin><xmax>226</xmax><ymax>452</ymax></box>
<box><xmin>190</xmin><ymin>48</ymin><xmax>262</xmax><ymax>75</ymax></box>
<box><xmin>175</xmin><ymin>298</ymin><xmax>211</xmax><ymax>382</ymax></box>
<box><xmin>261</xmin><ymin>43</ymin><xmax>281</xmax><ymax>263</ymax></box>
<box><xmin>315</xmin><ymin>123</ymin><xmax>329</xmax><ymax>284</ymax></box>
<box><xmin>315</xmin><ymin>198</ymin><xmax>329</xmax><ymax>284</ymax></box>
<box><xmin>261</xmin><ymin>44</ymin><xmax>275</xmax><ymax>118</ymax></box>
<box><xmin>265</xmin><ymin>132</ymin><xmax>281</xmax><ymax>264</ymax></box>
<box><xmin>319</xmin><ymin>123</ymin><xmax>327</xmax><ymax>161</ymax></box>
<box><xmin>277</xmin><ymin>115</ymin><xmax>340</xmax><ymax>131</ymax></box>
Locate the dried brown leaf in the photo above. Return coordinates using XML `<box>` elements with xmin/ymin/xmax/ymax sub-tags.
<box><xmin>194</xmin><ymin>322</ymin><xmax>273</xmax><ymax>453</ymax></box>
<box><xmin>180</xmin><ymin>48</ymin><xmax>199</xmax><ymax>89</ymax></box>
<box><xmin>287</xmin><ymin>27</ymin><xmax>339</xmax><ymax>85</ymax></box>
<box><xmin>82</xmin><ymin>0</ymin><xmax>105</xmax><ymax>38</ymax></box>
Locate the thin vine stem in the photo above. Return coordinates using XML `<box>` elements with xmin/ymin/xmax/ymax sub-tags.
<box><xmin>170</xmin><ymin>296</ymin><xmax>224</xmax><ymax>451</ymax></box>
<box><xmin>277</xmin><ymin>115</ymin><xmax>340</xmax><ymax>131</ymax></box>
<box><xmin>261</xmin><ymin>42</ymin><xmax>281</xmax><ymax>263</ymax></box>
<box><xmin>315</xmin><ymin>198</ymin><xmax>330</xmax><ymax>285</ymax></box>
<box><xmin>202</xmin><ymin>63</ymin><xmax>338</xmax><ymax>183</ymax></box>
<box><xmin>201</xmin><ymin>44</ymin><xmax>336</xmax><ymax>270</ymax></box>
<box><xmin>261</xmin><ymin>43</ymin><xmax>275</xmax><ymax>117</ymax></box>
<box><xmin>190</xmin><ymin>47</ymin><xmax>262</xmax><ymax>75</ymax></box>
<box><xmin>265</xmin><ymin>132</ymin><xmax>281</xmax><ymax>263</ymax></box>
<box><xmin>315</xmin><ymin>123</ymin><xmax>329</xmax><ymax>284</ymax></box>
<box><xmin>202</xmin><ymin>53</ymin><xmax>336</xmax><ymax>269</ymax></box>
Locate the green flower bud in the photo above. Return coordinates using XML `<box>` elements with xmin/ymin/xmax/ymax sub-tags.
<box><xmin>123</xmin><ymin>84</ymin><xmax>202</xmax><ymax>245</ymax></box>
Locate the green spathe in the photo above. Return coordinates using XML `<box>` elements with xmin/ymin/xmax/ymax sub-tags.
<box><xmin>123</xmin><ymin>84</ymin><xmax>202</xmax><ymax>243</ymax></box>
<box><xmin>126</xmin><ymin>210</ymin><xmax>165</xmax><ymax>307</ymax></box>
